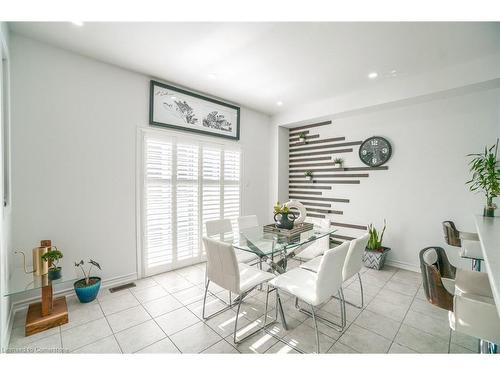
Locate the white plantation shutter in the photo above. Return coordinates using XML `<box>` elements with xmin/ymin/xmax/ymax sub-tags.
<box><xmin>142</xmin><ymin>132</ymin><xmax>241</xmax><ymax>275</ymax></box>
<box><xmin>144</xmin><ymin>138</ymin><xmax>173</xmax><ymax>271</ymax></box>
<box><xmin>176</xmin><ymin>144</ymin><xmax>199</xmax><ymax>261</ymax></box>
<box><xmin>223</xmin><ymin>150</ymin><xmax>241</xmax><ymax>228</ymax></box>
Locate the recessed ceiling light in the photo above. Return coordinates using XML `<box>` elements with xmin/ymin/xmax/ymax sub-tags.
<box><xmin>207</xmin><ymin>73</ymin><xmax>217</xmax><ymax>80</ymax></box>
<box><xmin>171</xmin><ymin>96</ymin><xmax>177</xmax><ymax>100</ymax></box>
<box><xmin>71</xmin><ymin>21</ymin><xmax>84</xmax><ymax>26</ymax></box>
<box><xmin>390</xmin><ymin>70</ymin><xmax>398</xmax><ymax>76</ymax></box>
<box><xmin>276</xmin><ymin>101</ymin><xmax>283</xmax><ymax>107</ymax></box>
<box><xmin>368</xmin><ymin>72</ymin><xmax>378</xmax><ymax>79</ymax></box>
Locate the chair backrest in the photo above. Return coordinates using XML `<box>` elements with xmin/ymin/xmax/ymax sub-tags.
<box><xmin>237</xmin><ymin>215</ymin><xmax>259</xmax><ymax>230</ymax></box>
<box><xmin>442</xmin><ymin>221</ymin><xmax>461</xmax><ymax>247</ymax></box>
<box><xmin>315</xmin><ymin>241</ymin><xmax>350</xmax><ymax>305</ymax></box>
<box><xmin>342</xmin><ymin>233</ymin><xmax>370</xmax><ymax>281</ymax></box>
<box><xmin>202</xmin><ymin>237</ymin><xmax>240</xmax><ymax>294</ymax></box>
<box><xmin>419</xmin><ymin>246</ymin><xmax>456</xmax><ymax>312</ymax></box>
<box><xmin>206</xmin><ymin>219</ymin><xmax>232</xmax><ymax>237</ymax></box>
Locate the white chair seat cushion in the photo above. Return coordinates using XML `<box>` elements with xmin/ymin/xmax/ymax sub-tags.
<box><xmin>449</xmin><ymin>292</ymin><xmax>500</xmax><ymax>344</ymax></box>
<box><xmin>299</xmin><ymin>256</ymin><xmax>321</xmax><ymax>273</ymax></box>
<box><xmin>294</xmin><ymin>244</ymin><xmax>325</xmax><ymax>262</ymax></box>
<box><xmin>269</xmin><ymin>267</ymin><xmax>320</xmax><ymax>306</ymax></box>
<box><xmin>238</xmin><ymin>263</ymin><xmax>275</xmax><ymax>294</ymax></box>
<box><xmin>235</xmin><ymin>249</ymin><xmax>259</xmax><ymax>264</ymax></box>
<box><xmin>460</xmin><ymin>240</ymin><xmax>484</xmax><ymax>260</ymax></box>
<box><xmin>454</xmin><ymin>269</ymin><xmax>493</xmax><ymax>298</ymax></box>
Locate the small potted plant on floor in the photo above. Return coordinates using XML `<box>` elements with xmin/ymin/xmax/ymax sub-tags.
<box><xmin>333</xmin><ymin>157</ymin><xmax>344</xmax><ymax>169</ymax></box>
<box><xmin>74</xmin><ymin>259</ymin><xmax>102</xmax><ymax>303</ymax></box>
<box><xmin>304</xmin><ymin>170</ymin><xmax>313</xmax><ymax>181</ymax></box>
<box><xmin>298</xmin><ymin>132</ymin><xmax>307</xmax><ymax>143</ymax></box>
<box><xmin>362</xmin><ymin>220</ymin><xmax>391</xmax><ymax>270</ymax></box>
<box><xmin>466</xmin><ymin>139</ymin><xmax>500</xmax><ymax>217</ymax></box>
<box><xmin>41</xmin><ymin>248</ymin><xmax>63</xmax><ymax>280</ymax></box>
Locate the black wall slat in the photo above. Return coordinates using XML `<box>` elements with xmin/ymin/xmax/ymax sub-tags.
<box><xmin>290</xmin><ymin>141</ymin><xmax>362</xmax><ymax>153</ymax></box>
<box><xmin>289</xmin><ymin>195</ymin><xmax>349</xmax><ymax>203</ymax></box>
<box><xmin>289</xmin><ymin>136</ymin><xmax>346</xmax><ymax>148</ymax></box>
<box><xmin>290</xmin><ymin>148</ymin><xmax>353</xmax><ymax>158</ymax></box>
<box><xmin>289</xmin><ymin>120</ymin><xmax>332</xmax><ymax>132</ymax></box>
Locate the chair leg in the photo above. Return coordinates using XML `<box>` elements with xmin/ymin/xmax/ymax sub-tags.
<box><xmin>448</xmin><ymin>328</ymin><xmax>452</xmax><ymax>354</ymax></box>
<box><xmin>310</xmin><ymin>304</ymin><xmax>320</xmax><ymax>353</ymax></box>
<box><xmin>339</xmin><ymin>287</ymin><xmax>346</xmax><ymax>328</ymax></box>
<box><xmin>357</xmin><ymin>272</ymin><xmax>364</xmax><ymax>308</ymax></box>
<box><xmin>472</xmin><ymin>259</ymin><xmax>481</xmax><ymax>272</ymax></box>
<box><xmin>202</xmin><ymin>280</ymin><xmax>210</xmax><ymax>319</ymax></box>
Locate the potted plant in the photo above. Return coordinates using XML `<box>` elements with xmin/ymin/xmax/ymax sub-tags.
<box><xmin>304</xmin><ymin>171</ymin><xmax>313</xmax><ymax>181</ymax></box>
<box><xmin>466</xmin><ymin>139</ymin><xmax>500</xmax><ymax>217</ymax></box>
<box><xmin>298</xmin><ymin>132</ymin><xmax>307</xmax><ymax>143</ymax></box>
<box><xmin>273</xmin><ymin>201</ymin><xmax>296</xmax><ymax>230</ymax></box>
<box><xmin>74</xmin><ymin>259</ymin><xmax>102</xmax><ymax>303</ymax></box>
<box><xmin>362</xmin><ymin>220</ymin><xmax>391</xmax><ymax>270</ymax></box>
<box><xmin>333</xmin><ymin>157</ymin><xmax>344</xmax><ymax>169</ymax></box>
<box><xmin>41</xmin><ymin>248</ymin><xmax>63</xmax><ymax>280</ymax></box>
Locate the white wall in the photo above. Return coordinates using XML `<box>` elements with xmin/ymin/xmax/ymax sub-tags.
<box><xmin>0</xmin><ymin>21</ymin><xmax>12</xmax><ymax>350</ymax></box>
<box><xmin>9</xmin><ymin>35</ymin><xmax>272</xmax><ymax>291</ymax></box>
<box><xmin>278</xmin><ymin>88</ymin><xmax>500</xmax><ymax>271</ymax></box>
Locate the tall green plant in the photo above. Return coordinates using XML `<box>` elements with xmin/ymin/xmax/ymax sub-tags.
<box><xmin>466</xmin><ymin>139</ymin><xmax>500</xmax><ymax>214</ymax></box>
<box><xmin>367</xmin><ymin>220</ymin><xmax>386</xmax><ymax>251</ymax></box>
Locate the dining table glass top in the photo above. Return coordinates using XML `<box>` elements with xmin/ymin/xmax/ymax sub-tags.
<box><xmin>208</xmin><ymin>224</ymin><xmax>337</xmax><ymax>258</ymax></box>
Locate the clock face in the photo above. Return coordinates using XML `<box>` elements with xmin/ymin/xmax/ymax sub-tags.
<box><xmin>359</xmin><ymin>136</ymin><xmax>392</xmax><ymax>167</ymax></box>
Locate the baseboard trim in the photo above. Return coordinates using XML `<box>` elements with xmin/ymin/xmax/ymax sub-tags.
<box><xmin>385</xmin><ymin>259</ymin><xmax>420</xmax><ymax>273</ymax></box>
<box><xmin>5</xmin><ymin>272</ymin><xmax>138</xmax><ymax>346</ymax></box>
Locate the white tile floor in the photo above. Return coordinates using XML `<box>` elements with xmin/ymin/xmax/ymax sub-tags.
<box><xmin>7</xmin><ymin>260</ymin><xmax>479</xmax><ymax>354</ymax></box>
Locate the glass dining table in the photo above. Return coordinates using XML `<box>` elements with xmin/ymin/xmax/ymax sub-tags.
<box><xmin>208</xmin><ymin>224</ymin><xmax>336</xmax><ymax>330</ymax></box>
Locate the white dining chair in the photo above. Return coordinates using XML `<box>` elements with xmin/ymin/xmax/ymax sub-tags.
<box><xmin>202</xmin><ymin>237</ymin><xmax>276</xmax><ymax>344</ymax></box>
<box><xmin>237</xmin><ymin>215</ymin><xmax>259</xmax><ymax>230</ymax></box>
<box><xmin>294</xmin><ymin>218</ymin><xmax>331</xmax><ymax>262</ymax></box>
<box><xmin>300</xmin><ymin>233</ymin><xmax>369</xmax><ymax>308</ymax></box>
<box><xmin>205</xmin><ymin>219</ymin><xmax>259</xmax><ymax>265</ymax></box>
<box><xmin>266</xmin><ymin>241</ymin><xmax>350</xmax><ymax>353</ymax></box>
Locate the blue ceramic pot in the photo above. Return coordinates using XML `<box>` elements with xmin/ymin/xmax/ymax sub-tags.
<box><xmin>74</xmin><ymin>277</ymin><xmax>101</xmax><ymax>303</ymax></box>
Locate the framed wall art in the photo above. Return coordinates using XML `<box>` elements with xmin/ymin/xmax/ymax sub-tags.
<box><xmin>149</xmin><ymin>80</ymin><xmax>240</xmax><ymax>140</ymax></box>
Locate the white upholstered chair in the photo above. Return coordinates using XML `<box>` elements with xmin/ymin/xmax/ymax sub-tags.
<box><xmin>420</xmin><ymin>247</ymin><xmax>500</xmax><ymax>353</ymax></box>
<box><xmin>294</xmin><ymin>218</ymin><xmax>331</xmax><ymax>262</ymax></box>
<box><xmin>205</xmin><ymin>219</ymin><xmax>259</xmax><ymax>265</ymax></box>
<box><xmin>300</xmin><ymin>233</ymin><xmax>370</xmax><ymax>308</ymax></box>
<box><xmin>267</xmin><ymin>241</ymin><xmax>350</xmax><ymax>353</ymax></box>
<box><xmin>442</xmin><ymin>221</ymin><xmax>483</xmax><ymax>271</ymax></box>
<box><xmin>202</xmin><ymin>237</ymin><xmax>275</xmax><ymax>344</ymax></box>
<box><xmin>237</xmin><ymin>215</ymin><xmax>259</xmax><ymax>230</ymax></box>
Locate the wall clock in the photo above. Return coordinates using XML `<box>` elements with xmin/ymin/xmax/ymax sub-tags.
<box><xmin>359</xmin><ymin>136</ymin><xmax>392</xmax><ymax>167</ymax></box>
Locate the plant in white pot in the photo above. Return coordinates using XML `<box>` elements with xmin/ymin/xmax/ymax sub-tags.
<box><xmin>304</xmin><ymin>171</ymin><xmax>313</xmax><ymax>181</ymax></box>
<box><xmin>298</xmin><ymin>132</ymin><xmax>307</xmax><ymax>143</ymax></box>
<box><xmin>333</xmin><ymin>157</ymin><xmax>344</xmax><ymax>169</ymax></box>
<box><xmin>466</xmin><ymin>139</ymin><xmax>500</xmax><ymax>217</ymax></box>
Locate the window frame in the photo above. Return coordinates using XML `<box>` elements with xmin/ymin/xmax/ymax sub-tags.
<box><xmin>137</xmin><ymin>127</ymin><xmax>243</xmax><ymax>277</ymax></box>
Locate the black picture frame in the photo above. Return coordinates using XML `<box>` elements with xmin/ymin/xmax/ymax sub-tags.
<box><xmin>149</xmin><ymin>80</ymin><xmax>240</xmax><ymax>141</ymax></box>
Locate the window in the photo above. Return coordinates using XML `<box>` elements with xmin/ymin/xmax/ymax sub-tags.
<box><xmin>142</xmin><ymin>132</ymin><xmax>241</xmax><ymax>275</ymax></box>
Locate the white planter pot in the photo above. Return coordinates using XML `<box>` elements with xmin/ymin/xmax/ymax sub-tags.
<box><xmin>299</xmin><ymin>137</ymin><xmax>306</xmax><ymax>143</ymax></box>
<box><xmin>305</xmin><ymin>176</ymin><xmax>312</xmax><ymax>181</ymax></box>
<box><xmin>334</xmin><ymin>163</ymin><xmax>343</xmax><ymax>169</ymax></box>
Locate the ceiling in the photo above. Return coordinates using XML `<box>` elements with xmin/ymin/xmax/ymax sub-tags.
<box><xmin>10</xmin><ymin>22</ymin><xmax>500</xmax><ymax>115</ymax></box>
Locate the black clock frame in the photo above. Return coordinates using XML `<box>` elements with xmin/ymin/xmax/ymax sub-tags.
<box><xmin>358</xmin><ymin>136</ymin><xmax>392</xmax><ymax>167</ymax></box>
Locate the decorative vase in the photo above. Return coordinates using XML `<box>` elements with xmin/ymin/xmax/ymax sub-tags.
<box><xmin>48</xmin><ymin>267</ymin><xmax>61</xmax><ymax>280</ymax></box>
<box><xmin>74</xmin><ymin>277</ymin><xmax>101</xmax><ymax>303</ymax></box>
<box><xmin>285</xmin><ymin>200</ymin><xmax>307</xmax><ymax>225</ymax></box>
<box><xmin>363</xmin><ymin>247</ymin><xmax>391</xmax><ymax>270</ymax></box>
<box><xmin>274</xmin><ymin>212</ymin><xmax>297</xmax><ymax>230</ymax></box>
<box><xmin>484</xmin><ymin>206</ymin><xmax>496</xmax><ymax>217</ymax></box>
